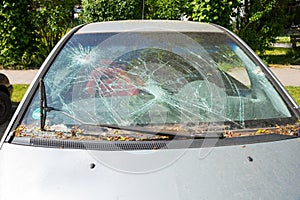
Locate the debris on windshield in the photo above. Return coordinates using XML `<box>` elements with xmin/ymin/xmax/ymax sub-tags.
<box><xmin>13</xmin><ymin>125</ymin><xmax>170</xmax><ymax>141</ymax></box>
<box><xmin>13</xmin><ymin>122</ymin><xmax>300</xmax><ymax>141</ymax></box>
<box><xmin>223</xmin><ymin>123</ymin><xmax>300</xmax><ymax>138</ymax></box>
<box><xmin>70</xmin><ymin>126</ymin><xmax>84</xmax><ymax>136</ymax></box>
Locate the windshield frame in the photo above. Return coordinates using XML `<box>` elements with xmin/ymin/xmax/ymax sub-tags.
<box><xmin>2</xmin><ymin>23</ymin><xmax>300</xmax><ymax>146</ymax></box>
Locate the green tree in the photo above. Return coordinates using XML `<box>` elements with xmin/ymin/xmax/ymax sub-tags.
<box><xmin>31</xmin><ymin>0</ymin><xmax>79</xmax><ymax>66</ymax></box>
<box><xmin>237</xmin><ymin>0</ymin><xmax>287</xmax><ymax>53</ymax></box>
<box><xmin>82</xmin><ymin>0</ymin><xmax>142</xmax><ymax>22</ymax></box>
<box><xmin>191</xmin><ymin>0</ymin><xmax>240</xmax><ymax>29</ymax></box>
<box><xmin>0</xmin><ymin>0</ymin><xmax>78</xmax><ymax>69</ymax></box>
<box><xmin>0</xmin><ymin>0</ymin><xmax>37</xmax><ymax>68</ymax></box>
<box><xmin>145</xmin><ymin>0</ymin><xmax>192</xmax><ymax>20</ymax></box>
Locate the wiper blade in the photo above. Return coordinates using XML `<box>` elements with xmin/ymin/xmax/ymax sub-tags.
<box><xmin>46</xmin><ymin>108</ymin><xmax>223</xmax><ymax>139</ymax></box>
<box><xmin>40</xmin><ymin>79</ymin><xmax>47</xmax><ymax>130</ymax></box>
<box><xmin>40</xmin><ymin>79</ymin><xmax>60</xmax><ymax>130</ymax></box>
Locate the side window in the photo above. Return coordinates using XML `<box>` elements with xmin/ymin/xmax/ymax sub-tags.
<box><xmin>212</xmin><ymin>44</ymin><xmax>251</xmax><ymax>93</ymax></box>
<box><xmin>210</xmin><ymin>43</ymin><xmax>291</xmax><ymax>121</ymax></box>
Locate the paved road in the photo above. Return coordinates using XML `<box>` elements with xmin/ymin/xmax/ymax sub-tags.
<box><xmin>0</xmin><ymin>69</ymin><xmax>39</xmax><ymax>84</ymax></box>
<box><xmin>270</xmin><ymin>66</ymin><xmax>300</xmax><ymax>86</ymax></box>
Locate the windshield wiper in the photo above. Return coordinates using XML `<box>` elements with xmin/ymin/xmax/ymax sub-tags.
<box><xmin>40</xmin><ymin>79</ymin><xmax>47</xmax><ymax>130</ymax></box>
<box><xmin>40</xmin><ymin>79</ymin><xmax>60</xmax><ymax>131</ymax></box>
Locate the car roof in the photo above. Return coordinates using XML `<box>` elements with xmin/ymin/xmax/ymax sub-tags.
<box><xmin>76</xmin><ymin>20</ymin><xmax>224</xmax><ymax>34</ymax></box>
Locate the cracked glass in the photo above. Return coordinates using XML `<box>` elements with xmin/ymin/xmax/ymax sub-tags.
<box><xmin>16</xmin><ymin>31</ymin><xmax>295</xmax><ymax>140</ymax></box>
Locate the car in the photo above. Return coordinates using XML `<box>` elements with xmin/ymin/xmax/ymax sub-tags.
<box><xmin>0</xmin><ymin>73</ymin><xmax>13</xmax><ymax>125</ymax></box>
<box><xmin>0</xmin><ymin>20</ymin><xmax>300</xmax><ymax>200</ymax></box>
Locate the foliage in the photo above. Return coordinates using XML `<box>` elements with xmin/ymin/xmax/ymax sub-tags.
<box><xmin>276</xmin><ymin>36</ymin><xmax>291</xmax><ymax>43</ymax></box>
<box><xmin>145</xmin><ymin>0</ymin><xmax>192</xmax><ymax>20</ymax></box>
<box><xmin>82</xmin><ymin>0</ymin><xmax>192</xmax><ymax>21</ymax></box>
<box><xmin>82</xmin><ymin>0</ymin><xmax>142</xmax><ymax>22</ymax></box>
<box><xmin>0</xmin><ymin>0</ymin><xmax>296</xmax><ymax>69</ymax></box>
<box><xmin>0</xmin><ymin>0</ymin><xmax>79</xmax><ymax>69</ymax></box>
<box><xmin>191</xmin><ymin>0</ymin><xmax>240</xmax><ymax>29</ymax></box>
<box><xmin>189</xmin><ymin>0</ymin><xmax>288</xmax><ymax>52</ymax></box>
<box><xmin>0</xmin><ymin>1</ymin><xmax>37</xmax><ymax>68</ymax></box>
<box><xmin>262</xmin><ymin>47</ymin><xmax>300</xmax><ymax>65</ymax></box>
<box><xmin>31</xmin><ymin>0</ymin><xmax>79</xmax><ymax>66</ymax></box>
<box><xmin>236</xmin><ymin>0</ymin><xmax>287</xmax><ymax>53</ymax></box>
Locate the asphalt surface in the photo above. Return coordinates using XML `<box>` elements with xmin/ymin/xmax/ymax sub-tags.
<box><xmin>0</xmin><ymin>69</ymin><xmax>39</xmax><ymax>84</ymax></box>
<box><xmin>0</xmin><ymin>66</ymin><xmax>300</xmax><ymax>139</ymax></box>
<box><xmin>269</xmin><ymin>66</ymin><xmax>300</xmax><ymax>86</ymax></box>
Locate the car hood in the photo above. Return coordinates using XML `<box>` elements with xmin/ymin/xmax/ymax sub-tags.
<box><xmin>1</xmin><ymin>138</ymin><xmax>300</xmax><ymax>200</ymax></box>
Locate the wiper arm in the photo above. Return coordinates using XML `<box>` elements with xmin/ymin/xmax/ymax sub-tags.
<box><xmin>40</xmin><ymin>79</ymin><xmax>47</xmax><ymax>130</ymax></box>
<box><xmin>40</xmin><ymin>79</ymin><xmax>59</xmax><ymax>130</ymax></box>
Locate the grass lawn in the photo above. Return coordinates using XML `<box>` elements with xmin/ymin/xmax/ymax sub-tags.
<box><xmin>12</xmin><ymin>84</ymin><xmax>300</xmax><ymax>107</ymax></box>
<box><xmin>261</xmin><ymin>36</ymin><xmax>300</xmax><ymax>65</ymax></box>
<box><xmin>285</xmin><ymin>86</ymin><xmax>300</xmax><ymax>106</ymax></box>
<box><xmin>276</xmin><ymin>36</ymin><xmax>291</xmax><ymax>43</ymax></box>
<box><xmin>261</xmin><ymin>47</ymin><xmax>300</xmax><ymax>65</ymax></box>
<box><xmin>11</xmin><ymin>84</ymin><xmax>29</xmax><ymax>104</ymax></box>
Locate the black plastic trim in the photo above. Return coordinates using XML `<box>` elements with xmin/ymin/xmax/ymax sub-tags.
<box><xmin>12</xmin><ymin>134</ymin><xmax>296</xmax><ymax>151</ymax></box>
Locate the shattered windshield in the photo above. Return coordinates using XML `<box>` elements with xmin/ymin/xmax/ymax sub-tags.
<box><xmin>16</xmin><ymin>31</ymin><xmax>298</xmax><ymax>141</ymax></box>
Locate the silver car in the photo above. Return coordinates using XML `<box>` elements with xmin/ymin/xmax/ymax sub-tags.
<box><xmin>1</xmin><ymin>20</ymin><xmax>300</xmax><ymax>200</ymax></box>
